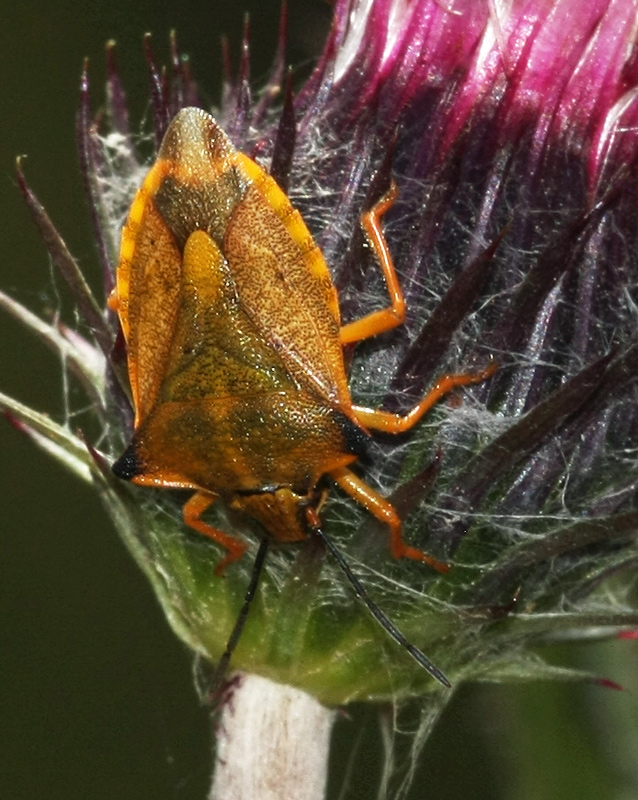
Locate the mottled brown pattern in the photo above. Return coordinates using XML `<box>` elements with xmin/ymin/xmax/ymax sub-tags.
<box><xmin>159</xmin><ymin>231</ymin><xmax>294</xmax><ymax>402</ymax></box>
<box><xmin>135</xmin><ymin>390</ymin><xmax>353</xmax><ymax>495</ymax></box>
<box><xmin>131</xmin><ymin>224</ymin><xmax>357</xmax><ymax>495</ymax></box>
<box><xmin>113</xmin><ymin>107</ymin><xmax>469</xmax><ymax>586</ymax></box>
<box><xmin>114</xmin><ymin>103</ymin><xmax>400</xmax><ymax>568</ymax></box>
<box><xmin>158</xmin><ymin>106</ymin><xmax>236</xmax><ymax>174</ymax></box>
<box><xmin>154</xmin><ymin>170</ymin><xmax>247</xmax><ymax>250</ymax></box>
<box><xmin>225</xmin><ymin>186</ymin><xmax>350</xmax><ymax>407</ymax></box>
<box><xmin>122</xmin><ymin>202</ymin><xmax>182</xmax><ymax>425</ymax></box>
<box><xmin>114</xmin><ymin>107</ymin><xmax>370</xmax><ymax>555</ymax></box>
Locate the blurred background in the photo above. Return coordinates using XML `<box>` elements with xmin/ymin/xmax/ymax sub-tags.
<box><xmin>1</xmin><ymin>1</ymin><xmax>637</xmax><ymax>798</ymax></box>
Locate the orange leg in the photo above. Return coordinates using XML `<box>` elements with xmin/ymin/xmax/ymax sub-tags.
<box><xmin>329</xmin><ymin>466</ymin><xmax>450</xmax><ymax>573</ymax></box>
<box><xmin>183</xmin><ymin>491</ymin><xmax>248</xmax><ymax>575</ymax></box>
<box><xmin>340</xmin><ymin>182</ymin><xmax>407</xmax><ymax>345</ymax></box>
<box><xmin>352</xmin><ymin>363</ymin><xmax>497</xmax><ymax>433</ymax></box>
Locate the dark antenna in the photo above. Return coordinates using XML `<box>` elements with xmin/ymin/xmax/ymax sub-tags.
<box><xmin>311</xmin><ymin>523</ymin><xmax>451</xmax><ymax>688</ymax></box>
<box><xmin>211</xmin><ymin>536</ymin><xmax>270</xmax><ymax>692</ymax></box>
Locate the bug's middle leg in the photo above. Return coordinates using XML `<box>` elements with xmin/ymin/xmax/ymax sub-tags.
<box><xmin>352</xmin><ymin>364</ymin><xmax>497</xmax><ymax>434</ymax></box>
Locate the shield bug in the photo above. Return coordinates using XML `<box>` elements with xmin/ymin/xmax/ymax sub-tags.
<box><xmin>110</xmin><ymin>107</ymin><xmax>494</xmax><ymax>683</ymax></box>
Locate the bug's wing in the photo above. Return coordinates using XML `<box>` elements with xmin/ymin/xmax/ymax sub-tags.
<box><xmin>117</xmin><ymin>106</ymin><xmax>352</xmax><ymax>421</ymax></box>
<box><xmin>118</xmin><ymin>228</ymin><xmax>356</xmax><ymax>495</ymax></box>
<box><xmin>160</xmin><ymin>228</ymin><xmax>295</xmax><ymax>403</ymax></box>
<box><xmin>115</xmin><ymin>108</ymin><xmax>238</xmax><ymax>426</ymax></box>
<box><xmin>116</xmin><ymin>182</ymin><xmax>183</xmax><ymax>426</ymax></box>
<box><xmin>224</xmin><ymin>165</ymin><xmax>352</xmax><ymax>409</ymax></box>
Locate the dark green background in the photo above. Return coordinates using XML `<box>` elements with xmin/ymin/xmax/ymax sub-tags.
<box><xmin>1</xmin><ymin>2</ymin><xmax>636</xmax><ymax>798</ymax></box>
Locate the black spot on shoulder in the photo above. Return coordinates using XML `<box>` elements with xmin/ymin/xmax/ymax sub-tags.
<box><xmin>335</xmin><ymin>412</ymin><xmax>371</xmax><ymax>458</ymax></box>
<box><xmin>112</xmin><ymin>439</ymin><xmax>145</xmax><ymax>480</ymax></box>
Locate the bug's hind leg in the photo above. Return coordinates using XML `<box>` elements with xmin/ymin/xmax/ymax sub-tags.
<box><xmin>328</xmin><ymin>466</ymin><xmax>450</xmax><ymax>573</ymax></box>
<box><xmin>340</xmin><ymin>182</ymin><xmax>407</xmax><ymax>346</ymax></box>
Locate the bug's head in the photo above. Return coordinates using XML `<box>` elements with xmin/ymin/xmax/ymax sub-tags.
<box><xmin>229</xmin><ymin>487</ymin><xmax>310</xmax><ymax>545</ymax></box>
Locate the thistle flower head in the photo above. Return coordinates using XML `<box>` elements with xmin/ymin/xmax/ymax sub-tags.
<box><xmin>4</xmin><ymin>0</ymin><xmax>638</xmax><ymax>752</ymax></box>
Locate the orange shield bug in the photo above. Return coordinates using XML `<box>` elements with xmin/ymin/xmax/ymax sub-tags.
<box><xmin>111</xmin><ymin>107</ymin><xmax>494</xmax><ymax>683</ymax></box>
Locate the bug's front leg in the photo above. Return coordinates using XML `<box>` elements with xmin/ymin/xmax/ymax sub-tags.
<box><xmin>183</xmin><ymin>491</ymin><xmax>248</xmax><ymax>575</ymax></box>
<box><xmin>328</xmin><ymin>466</ymin><xmax>450</xmax><ymax>573</ymax></box>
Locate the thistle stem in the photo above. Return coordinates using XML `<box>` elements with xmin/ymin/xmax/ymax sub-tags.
<box><xmin>210</xmin><ymin>672</ymin><xmax>335</xmax><ymax>800</ymax></box>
